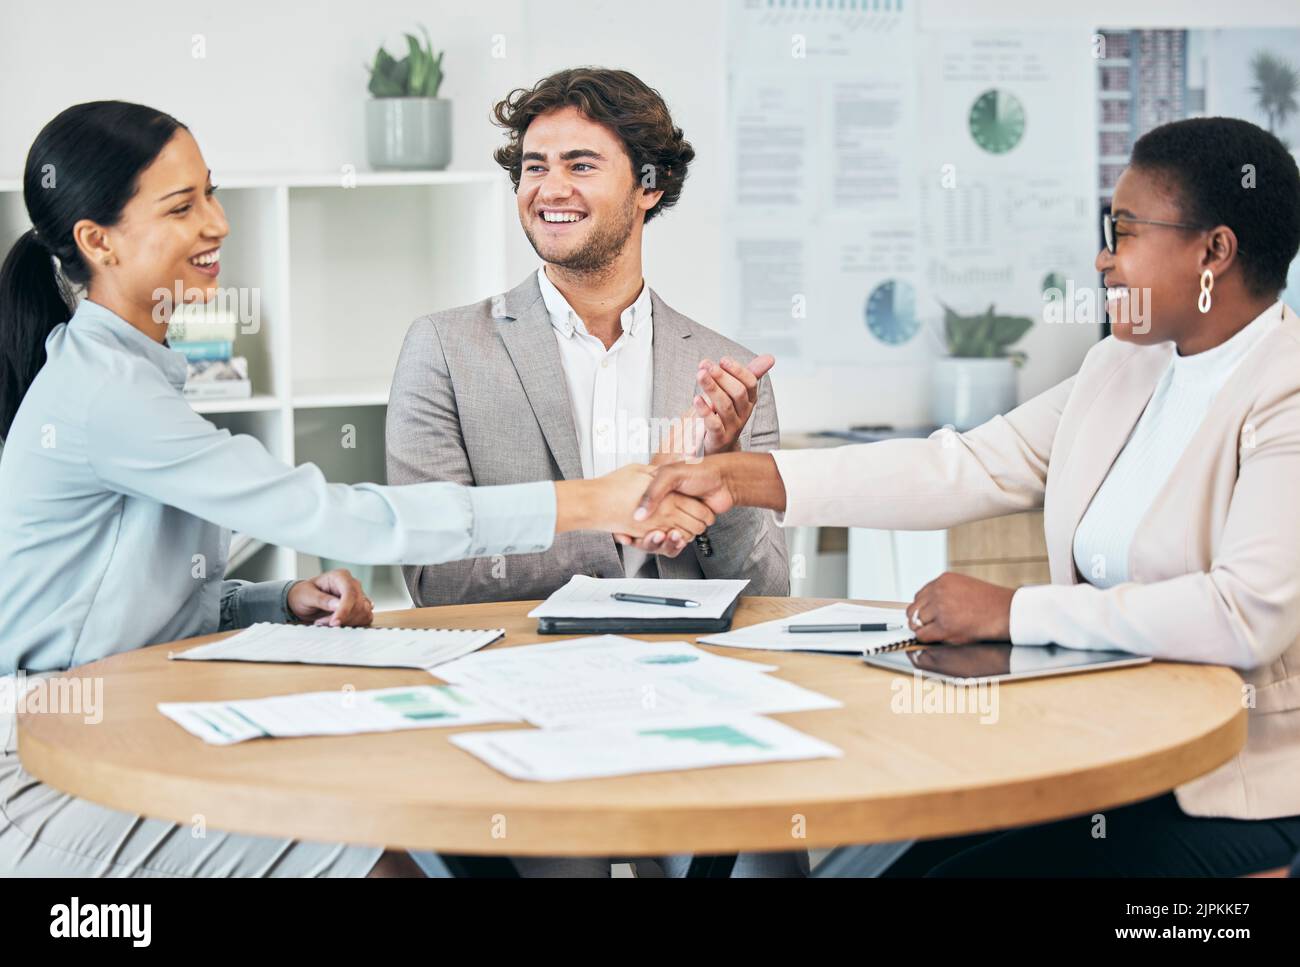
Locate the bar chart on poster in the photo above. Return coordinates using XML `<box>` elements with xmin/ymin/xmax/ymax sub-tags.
<box><xmin>915</xmin><ymin>27</ymin><xmax>1101</xmax><ymax>401</ymax></box>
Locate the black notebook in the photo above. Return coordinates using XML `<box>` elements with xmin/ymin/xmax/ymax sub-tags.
<box><xmin>536</xmin><ymin>596</ymin><xmax>742</xmax><ymax>635</ymax></box>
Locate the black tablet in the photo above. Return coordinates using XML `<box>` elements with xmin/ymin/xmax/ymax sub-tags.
<box><xmin>863</xmin><ymin>642</ymin><xmax>1151</xmax><ymax>684</ymax></box>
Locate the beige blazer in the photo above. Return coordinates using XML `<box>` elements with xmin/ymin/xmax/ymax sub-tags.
<box><xmin>772</xmin><ymin>302</ymin><xmax>1300</xmax><ymax>820</ymax></box>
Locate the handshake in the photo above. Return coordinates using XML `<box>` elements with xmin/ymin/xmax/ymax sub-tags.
<box><xmin>555</xmin><ymin>463</ymin><xmax>718</xmax><ymax>558</ymax></box>
<box><xmin>553</xmin><ymin>354</ymin><xmax>780</xmax><ymax>558</ymax></box>
<box><xmin>553</xmin><ymin>450</ymin><xmax>786</xmax><ymax>558</ymax></box>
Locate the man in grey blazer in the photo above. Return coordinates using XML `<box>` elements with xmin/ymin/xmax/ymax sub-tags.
<box><xmin>386</xmin><ymin>67</ymin><xmax>790</xmax><ymax>611</ymax></box>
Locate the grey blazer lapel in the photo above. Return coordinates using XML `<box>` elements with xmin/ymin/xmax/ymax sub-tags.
<box><xmin>649</xmin><ymin>290</ymin><xmax>698</xmax><ymax>425</ymax></box>
<box><xmin>496</xmin><ymin>274</ymin><xmax>584</xmax><ymax>481</ymax></box>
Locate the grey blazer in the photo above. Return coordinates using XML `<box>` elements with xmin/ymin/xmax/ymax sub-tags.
<box><xmin>386</xmin><ymin>272</ymin><xmax>790</xmax><ymax>606</ymax></box>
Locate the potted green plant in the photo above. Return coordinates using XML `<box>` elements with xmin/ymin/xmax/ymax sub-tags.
<box><xmin>932</xmin><ymin>302</ymin><xmax>1033</xmax><ymax>430</ymax></box>
<box><xmin>365</xmin><ymin>26</ymin><xmax>450</xmax><ymax>170</ymax></box>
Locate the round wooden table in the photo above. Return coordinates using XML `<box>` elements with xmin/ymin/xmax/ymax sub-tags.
<box><xmin>18</xmin><ymin>597</ymin><xmax>1246</xmax><ymax>857</ymax></box>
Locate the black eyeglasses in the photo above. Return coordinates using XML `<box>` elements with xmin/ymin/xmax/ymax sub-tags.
<box><xmin>1102</xmin><ymin>211</ymin><xmax>1203</xmax><ymax>254</ymax></box>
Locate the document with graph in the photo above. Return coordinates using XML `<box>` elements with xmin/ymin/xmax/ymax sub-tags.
<box><xmin>451</xmin><ymin>713</ymin><xmax>843</xmax><ymax>781</ymax></box>
<box><xmin>159</xmin><ymin>684</ymin><xmax>519</xmax><ymax>745</ymax></box>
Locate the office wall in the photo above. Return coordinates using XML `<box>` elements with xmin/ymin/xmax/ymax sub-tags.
<box><xmin>2</xmin><ymin>0</ymin><xmax>1297</xmax><ymax>431</ymax></box>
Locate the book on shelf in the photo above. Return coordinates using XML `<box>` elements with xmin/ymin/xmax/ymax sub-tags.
<box><xmin>184</xmin><ymin>356</ymin><xmax>251</xmax><ymax>400</ymax></box>
<box><xmin>166</xmin><ymin>303</ymin><xmax>241</xmax><ymax>344</ymax></box>
<box><xmin>172</xmin><ymin>339</ymin><xmax>233</xmax><ymax>362</ymax></box>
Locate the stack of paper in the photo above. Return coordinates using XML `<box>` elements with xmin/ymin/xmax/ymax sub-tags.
<box><xmin>173</xmin><ymin>622</ymin><xmax>504</xmax><ymax>670</ymax></box>
<box><xmin>161</xmin><ymin>625</ymin><xmax>847</xmax><ymax>783</ymax></box>
<box><xmin>700</xmin><ymin>603</ymin><xmax>916</xmax><ymax>655</ymax></box>
<box><xmin>434</xmin><ymin>635</ymin><xmax>845</xmax><ymax>779</ymax></box>
<box><xmin>436</xmin><ymin>635</ymin><xmax>839</xmax><ymax>729</ymax></box>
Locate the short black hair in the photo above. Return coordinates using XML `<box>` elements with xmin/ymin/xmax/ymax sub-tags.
<box><xmin>1130</xmin><ymin>116</ymin><xmax>1300</xmax><ymax>296</ymax></box>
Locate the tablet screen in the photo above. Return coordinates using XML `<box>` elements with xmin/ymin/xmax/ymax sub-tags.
<box><xmin>864</xmin><ymin>643</ymin><xmax>1150</xmax><ymax>683</ymax></box>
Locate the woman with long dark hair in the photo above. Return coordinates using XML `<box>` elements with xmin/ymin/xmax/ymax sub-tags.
<box><xmin>0</xmin><ymin>101</ymin><xmax>713</xmax><ymax>876</ymax></box>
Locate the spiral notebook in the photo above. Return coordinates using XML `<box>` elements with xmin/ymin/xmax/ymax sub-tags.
<box><xmin>172</xmin><ymin>622</ymin><xmax>505</xmax><ymax>670</ymax></box>
<box><xmin>698</xmin><ymin>603</ymin><xmax>915</xmax><ymax>655</ymax></box>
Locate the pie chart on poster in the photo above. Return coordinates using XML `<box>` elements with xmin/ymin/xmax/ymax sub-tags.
<box><xmin>969</xmin><ymin>89</ymin><xmax>1026</xmax><ymax>155</ymax></box>
<box><xmin>865</xmin><ymin>279</ymin><xmax>919</xmax><ymax>345</ymax></box>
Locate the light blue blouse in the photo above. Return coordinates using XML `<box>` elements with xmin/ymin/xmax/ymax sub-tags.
<box><xmin>0</xmin><ymin>299</ymin><xmax>557</xmax><ymax>674</ymax></box>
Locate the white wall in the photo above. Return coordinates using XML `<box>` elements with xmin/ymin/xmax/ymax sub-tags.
<box><xmin>2</xmin><ymin>0</ymin><xmax>1298</xmax><ymax>431</ymax></box>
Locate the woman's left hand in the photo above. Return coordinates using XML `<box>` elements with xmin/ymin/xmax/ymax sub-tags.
<box><xmin>905</xmin><ymin>572</ymin><xmax>1015</xmax><ymax>644</ymax></box>
<box><xmin>287</xmin><ymin>569</ymin><xmax>373</xmax><ymax>627</ymax></box>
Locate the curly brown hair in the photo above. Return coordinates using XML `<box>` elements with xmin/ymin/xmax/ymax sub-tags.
<box><xmin>491</xmin><ymin>67</ymin><xmax>695</xmax><ymax>223</ymax></box>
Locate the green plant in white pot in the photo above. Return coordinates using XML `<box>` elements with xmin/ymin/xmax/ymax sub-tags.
<box><xmin>931</xmin><ymin>302</ymin><xmax>1033</xmax><ymax>431</ymax></box>
<box><xmin>365</xmin><ymin>26</ymin><xmax>451</xmax><ymax>170</ymax></box>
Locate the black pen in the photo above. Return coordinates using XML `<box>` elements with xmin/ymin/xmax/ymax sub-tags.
<box><xmin>611</xmin><ymin>592</ymin><xmax>701</xmax><ymax>608</ymax></box>
<box><xmin>690</xmin><ymin>394</ymin><xmax>714</xmax><ymax>558</ymax></box>
<box><xmin>786</xmin><ymin>622</ymin><xmax>905</xmax><ymax>633</ymax></box>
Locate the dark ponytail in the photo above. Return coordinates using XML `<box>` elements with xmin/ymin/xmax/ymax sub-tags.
<box><xmin>0</xmin><ymin>101</ymin><xmax>185</xmax><ymax>441</ymax></box>
<box><xmin>0</xmin><ymin>229</ymin><xmax>71</xmax><ymax>440</ymax></box>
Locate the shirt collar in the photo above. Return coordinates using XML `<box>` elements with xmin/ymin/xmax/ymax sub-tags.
<box><xmin>536</xmin><ymin>266</ymin><xmax>652</xmax><ymax>340</ymax></box>
<box><xmin>68</xmin><ymin>298</ymin><xmax>189</xmax><ymax>390</ymax></box>
<box><xmin>1170</xmin><ymin>299</ymin><xmax>1284</xmax><ymax>389</ymax></box>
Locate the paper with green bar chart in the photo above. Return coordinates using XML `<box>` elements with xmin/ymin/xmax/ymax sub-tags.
<box><xmin>449</xmin><ymin>714</ymin><xmax>843</xmax><ymax>782</ymax></box>
<box><xmin>158</xmin><ymin>684</ymin><xmax>519</xmax><ymax>746</ymax></box>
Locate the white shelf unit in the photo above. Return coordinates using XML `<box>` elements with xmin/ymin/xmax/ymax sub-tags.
<box><xmin>0</xmin><ymin>171</ymin><xmax>508</xmax><ymax>612</ymax></box>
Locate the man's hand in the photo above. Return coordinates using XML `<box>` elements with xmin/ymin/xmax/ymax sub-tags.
<box><xmin>288</xmin><ymin>569</ymin><xmax>374</xmax><ymax>627</ymax></box>
<box><xmin>648</xmin><ymin>353</ymin><xmax>775</xmax><ymax>470</ymax></box>
<box><xmin>629</xmin><ymin>354</ymin><xmax>773</xmax><ymax>554</ymax></box>
<box><xmin>649</xmin><ymin>407</ymin><xmax>707</xmax><ymax>469</ymax></box>
<box><xmin>556</xmin><ymin>464</ymin><xmax>716</xmax><ymax>555</ymax></box>
<box><xmin>904</xmin><ymin>572</ymin><xmax>1014</xmax><ymax>644</ymax></box>
<box><xmin>694</xmin><ymin>355</ymin><xmax>775</xmax><ymax>455</ymax></box>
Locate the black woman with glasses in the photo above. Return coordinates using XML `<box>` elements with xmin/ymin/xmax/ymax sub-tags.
<box><xmin>641</xmin><ymin>115</ymin><xmax>1300</xmax><ymax>876</ymax></box>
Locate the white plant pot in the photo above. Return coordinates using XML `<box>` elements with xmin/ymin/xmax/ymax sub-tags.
<box><xmin>931</xmin><ymin>357</ymin><xmax>1019</xmax><ymax>431</ymax></box>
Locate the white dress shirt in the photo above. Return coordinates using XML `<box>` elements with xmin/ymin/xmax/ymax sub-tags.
<box><xmin>537</xmin><ymin>266</ymin><xmax>655</xmax><ymax>576</ymax></box>
<box><xmin>1072</xmin><ymin>302</ymin><xmax>1283</xmax><ymax>588</ymax></box>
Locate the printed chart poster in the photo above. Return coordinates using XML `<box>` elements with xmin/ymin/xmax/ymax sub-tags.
<box><xmin>724</xmin><ymin>0</ymin><xmax>920</xmax><ymax>367</ymax></box>
<box><xmin>917</xmin><ymin>29</ymin><xmax>1100</xmax><ymax>331</ymax></box>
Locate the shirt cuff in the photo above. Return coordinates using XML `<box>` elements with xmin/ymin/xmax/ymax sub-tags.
<box><xmin>225</xmin><ymin>579</ymin><xmax>297</xmax><ymax>629</ymax></box>
<box><xmin>465</xmin><ymin>482</ymin><xmax>557</xmax><ymax>558</ymax></box>
<box><xmin>1009</xmin><ymin>585</ymin><xmax>1055</xmax><ymax>645</ymax></box>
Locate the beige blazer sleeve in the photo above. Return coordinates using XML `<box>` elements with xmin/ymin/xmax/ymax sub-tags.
<box><xmin>770</xmin><ymin>375</ymin><xmax>1073</xmax><ymax>530</ymax></box>
<box><xmin>772</xmin><ymin>348</ymin><xmax>1300</xmax><ymax>672</ymax></box>
<box><xmin>1011</xmin><ymin>379</ymin><xmax>1300</xmax><ymax>671</ymax></box>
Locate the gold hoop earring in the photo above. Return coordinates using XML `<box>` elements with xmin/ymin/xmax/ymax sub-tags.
<box><xmin>1198</xmin><ymin>269</ymin><xmax>1213</xmax><ymax>314</ymax></box>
